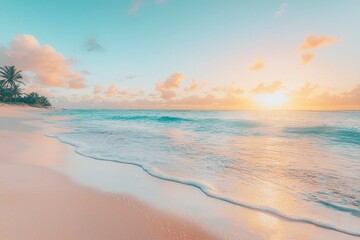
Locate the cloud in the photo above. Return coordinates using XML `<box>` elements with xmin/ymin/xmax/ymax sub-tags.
<box><xmin>159</xmin><ymin>90</ymin><xmax>177</xmax><ymax>100</ymax></box>
<box><xmin>211</xmin><ymin>86</ymin><xmax>243</xmax><ymax>97</ymax></box>
<box><xmin>118</xmin><ymin>90</ymin><xmax>130</xmax><ymax>96</ymax></box>
<box><xmin>289</xmin><ymin>83</ymin><xmax>360</xmax><ymax>110</ymax></box>
<box><xmin>156</xmin><ymin>73</ymin><xmax>184</xmax><ymax>90</ymax></box>
<box><xmin>301</xmin><ymin>52</ymin><xmax>315</xmax><ymax>65</ymax></box>
<box><xmin>93</xmin><ymin>85</ymin><xmax>103</xmax><ymax>94</ymax></box>
<box><xmin>54</xmin><ymin>81</ymin><xmax>360</xmax><ymax>110</ymax></box>
<box><xmin>224</xmin><ymin>87</ymin><xmax>243</xmax><ymax>97</ymax></box>
<box><xmin>316</xmin><ymin>85</ymin><xmax>360</xmax><ymax>107</ymax></box>
<box><xmin>0</xmin><ymin>34</ymin><xmax>85</xmax><ymax>89</ymax></box>
<box><xmin>156</xmin><ymin>72</ymin><xmax>184</xmax><ymax>100</ymax></box>
<box><xmin>128</xmin><ymin>0</ymin><xmax>143</xmax><ymax>14</ymax></box>
<box><xmin>299</xmin><ymin>35</ymin><xmax>338</xmax><ymax>50</ymax></box>
<box><xmin>185</xmin><ymin>80</ymin><xmax>208</xmax><ymax>92</ymax></box>
<box><xmin>275</xmin><ymin>3</ymin><xmax>287</xmax><ymax>17</ymax></box>
<box><xmin>291</xmin><ymin>82</ymin><xmax>318</xmax><ymax>97</ymax></box>
<box><xmin>83</xmin><ymin>37</ymin><xmax>104</xmax><ymax>52</ymax></box>
<box><xmin>249</xmin><ymin>57</ymin><xmax>265</xmax><ymax>71</ymax></box>
<box><xmin>25</xmin><ymin>85</ymin><xmax>54</xmax><ymax>98</ymax></box>
<box><xmin>170</xmin><ymin>94</ymin><xmax>217</xmax><ymax>107</ymax></box>
<box><xmin>105</xmin><ymin>84</ymin><xmax>118</xmax><ymax>97</ymax></box>
<box><xmin>165</xmin><ymin>93</ymin><xmax>249</xmax><ymax>110</ymax></box>
<box><xmin>251</xmin><ymin>81</ymin><xmax>284</xmax><ymax>94</ymax></box>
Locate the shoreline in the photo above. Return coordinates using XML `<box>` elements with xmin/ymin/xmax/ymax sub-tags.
<box><xmin>1</xmin><ymin>105</ymin><xmax>359</xmax><ymax>240</ymax></box>
<box><xmin>0</xmin><ymin>105</ymin><xmax>219</xmax><ymax>240</ymax></box>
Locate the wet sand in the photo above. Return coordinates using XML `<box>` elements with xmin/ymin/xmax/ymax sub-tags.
<box><xmin>0</xmin><ymin>105</ymin><xmax>219</xmax><ymax>240</ymax></box>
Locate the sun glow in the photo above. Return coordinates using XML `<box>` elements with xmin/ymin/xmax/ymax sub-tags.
<box><xmin>253</xmin><ymin>91</ymin><xmax>288</xmax><ymax>109</ymax></box>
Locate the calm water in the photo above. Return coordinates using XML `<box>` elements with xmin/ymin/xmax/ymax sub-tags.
<box><xmin>46</xmin><ymin>110</ymin><xmax>360</xmax><ymax>236</ymax></box>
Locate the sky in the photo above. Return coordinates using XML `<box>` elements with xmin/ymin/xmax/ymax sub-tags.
<box><xmin>0</xmin><ymin>0</ymin><xmax>359</xmax><ymax>110</ymax></box>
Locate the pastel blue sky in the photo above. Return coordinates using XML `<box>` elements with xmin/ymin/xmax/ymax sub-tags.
<box><xmin>0</xmin><ymin>0</ymin><xmax>359</xmax><ymax>109</ymax></box>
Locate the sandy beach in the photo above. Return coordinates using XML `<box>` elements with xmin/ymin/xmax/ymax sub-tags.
<box><xmin>1</xmin><ymin>1</ymin><xmax>359</xmax><ymax>238</ymax></box>
<box><xmin>1</xmin><ymin>105</ymin><xmax>359</xmax><ymax>240</ymax></box>
<box><xmin>0</xmin><ymin>105</ymin><xmax>219</xmax><ymax>240</ymax></box>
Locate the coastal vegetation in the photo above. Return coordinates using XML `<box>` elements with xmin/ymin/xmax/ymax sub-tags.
<box><xmin>0</xmin><ymin>66</ymin><xmax>51</xmax><ymax>107</ymax></box>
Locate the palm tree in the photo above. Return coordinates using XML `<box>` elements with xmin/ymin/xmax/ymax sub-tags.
<box><xmin>0</xmin><ymin>65</ymin><xmax>51</xmax><ymax>107</ymax></box>
<box><xmin>11</xmin><ymin>84</ymin><xmax>24</xmax><ymax>99</ymax></box>
<box><xmin>23</xmin><ymin>92</ymin><xmax>51</xmax><ymax>107</ymax></box>
<box><xmin>0</xmin><ymin>88</ymin><xmax>13</xmax><ymax>102</ymax></box>
<box><xmin>0</xmin><ymin>66</ymin><xmax>25</xmax><ymax>89</ymax></box>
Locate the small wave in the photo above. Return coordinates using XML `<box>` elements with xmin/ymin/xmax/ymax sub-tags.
<box><xmin>108</xmin><ymin>115</ymin><xmax>193</xmax><ymax>123</ymax></box>
<box><xmin>107</xmin><ymin>115</ymin><xmax>260</xmax><ymax>129</ymax></box>
<box><xmin>46</xmin><ymin>133</ymin><xmax>360</xmax><ymax>238</ymax></box>
<box><xmin>317</xmin><ymin>200</ymin><xmax>360</xmax><ymax>217</ymax></box>
<box><xmin>285</xmin><ymin>125</ymin><xmax>360</xmax><ymax>145</ymax></box>
<box><xmin>158</xmin><ymin>116</ymin><xmax>193</xmax><ymax>122</ymax></box>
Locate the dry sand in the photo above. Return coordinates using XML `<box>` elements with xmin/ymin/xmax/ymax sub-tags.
<box><xmin>0</xmin><ymin>105</ymin><xmax>219</xmax><ymax>240</ymax></box>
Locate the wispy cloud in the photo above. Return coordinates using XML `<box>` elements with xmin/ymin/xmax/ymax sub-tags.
<box><xmin>0</xmin><ymin>35</ymin><xmax>85</xmax><ymax>89</ymax></box>
<box><xmin>251</xmin><ymin>81</ymin><xmax>284</xmax><ymax>94</ymax></box>
<box><xmin>275</xmin><ymin>3</ymin><xmax>287</xmax><ymax>17</ymax></box>
<box><xmin>290</xmin><ymin>82</ymin><xmax>318</xmax><ymax>98</ymax></box>
<box><xmin>83</xmin><ymin>37</ymin><xmax>104</xmax><ymax>52</ymax></box>
<box><xmin>299</xmin><ymin>35</ymin><xmax>338</xmax><ymax>50</ymax></box>
<box><xmin>185</xmin><ymin>80</ymin><xmax>208</xmax><ymax>92</ymax></box>
<box><xmin>300</xmin><ymin>52</ymin><xmax>315</xmax><ymax>65</ymax></box>
<box><xmin>249</xmin><ymin>57</ymin><xmax>265</xmax><ymax>71</ymax></box>
<box><xmin>128</xmin><ymin>0</ymin><xmax>144</xmax><ymax>14</ymax></box>
<box><xmin>211</xmin><ymin>86</ymin><xmax>243</xmax><ymax>97</ymax></box>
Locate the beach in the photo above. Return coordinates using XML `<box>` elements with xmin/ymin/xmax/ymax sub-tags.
<box><xmin>1</xmin><ymin>0</ymin><xmax>359</xmax><ymax>238</ymax></box>
<box><xmin>0</xmin><ymin>105</ymin><xmax>219</xmax><ymax>240</ymax></box>
<box><xmin>1</xmin><ymin>105</ymin><xmax>359</xmax><ymax>240</ymax></box>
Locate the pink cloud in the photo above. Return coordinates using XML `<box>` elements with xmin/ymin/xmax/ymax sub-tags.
<box><xmin>275</xmin><ymin>3</ymin><xmax>287</xmax><ymax>17</ymax></box>
<box><xmin>159</xmin><ymin>90</ymin><xmax>176</xmax><ymax>100</ymax></box>
<box><xmin>288</xmin><ymin>83</ymin><xmax>360</xmax><ymax>110</ymax></box>
<box><xmin>299</xmin><ymin>35</ymin><xmax>338</xmax><ymax>50</ymax></box>
<box><xmin>156</xmin><ymin>73</ymin><xmax>184</xmax><ymax>90</ymax></box>
<box><xmin>105</xmin><ymin>84</ymin><xmax>118</xmax><ymax>97</ymax></box>
<box><xmin>291</xmin><ymin>82</ymin><xmax>318</xmax><ymax>97</ymax></box>
<box><xmin>1</xmin><ymin>35</ymin><xmax>85</xmax><ymax>89</ymax></box>
<box><xmin>156</xmin><ymin>73</ymin><xmax>184</xmax><ymax>100</ymax></box>
<box><xmin>53</xmin><ymin>82</ymin><xmax>360</xmax><ymax>110</ymax></box>
<box><xmin>185</xmin><ymin>80</ymin><xmax>208</xmax><ymax>92</ymax></box>
<box><xmin>251</xmin><ymin>81</ymin><xmax>284</xmax><ymax>94</ymax></box>
<box><xmin>301</xmin><ymin>52</ymin><xmax>315</xmax><ymax>65</ymax></box>
<box><xmin>211</xmin><ymin>86</ymin><xmax>243</xmax><ymax>97</ymax></box>
<box><xmin>249</xmin><ymin>57</ymin><xmax>265</xmax><ymax>71</ymax></box>
<box><xmin>312</xmin><ymin>85</ymin><xmax>360</xmax><ymax>108</ymax></box>
<box><xmin>25</xmin><ymin>85</ymin><xmax>54</xmax><ymax>98</ymax></box>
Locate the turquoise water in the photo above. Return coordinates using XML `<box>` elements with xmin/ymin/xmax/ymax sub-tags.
<box><xmin>46</xmin><ymin>110</ymin><xmax>360</xmax><ymax>236</ymax></box>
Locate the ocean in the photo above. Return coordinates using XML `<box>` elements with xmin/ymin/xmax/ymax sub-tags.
<box><xmin>45</xmin><ymin>110</ymin><xmax>360</xmax><ymax>236</ymax></box>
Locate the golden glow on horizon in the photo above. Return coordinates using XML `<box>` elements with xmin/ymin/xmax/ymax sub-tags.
<box><xmin>253</xmin><ymin>91</ymin><xmax>288</xmax><ymax>109</ymax></box>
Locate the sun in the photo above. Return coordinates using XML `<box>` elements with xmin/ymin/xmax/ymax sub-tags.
<box><xmin>253</xmin><ymin>91</ymin><xmax>288</xmax><ymax>109</ymax></box>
